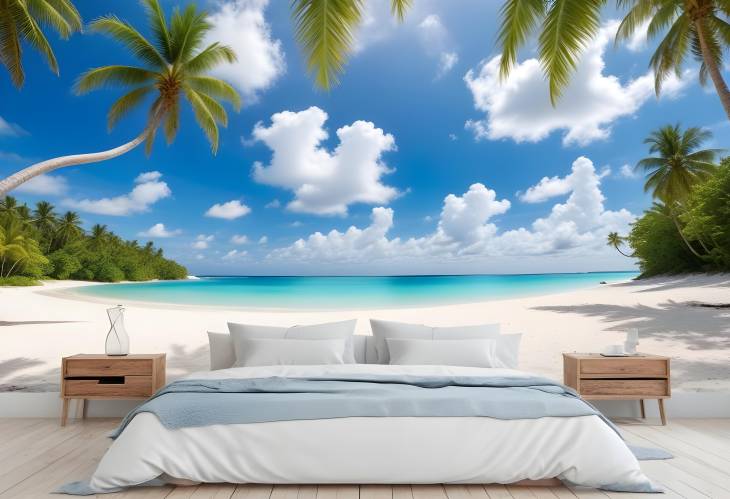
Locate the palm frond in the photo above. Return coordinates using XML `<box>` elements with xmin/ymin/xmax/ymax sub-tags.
<box><xmin>89</xmin><ymin>15</ymin><xmax>166</xmax><ymax>68</ymax></box>
<box><xmin>162</xmin><ymin>98</ymin><xmax>180</xmax><ymax>144</ymax></box>
<box><xmin>184</xmin><ymin>87</ymin><xmax>219</xmax><ymax>153</ymax></box>
<box><xmin>74</xmin><ymin>65</ymin><xmax>157</xmax><ymax>94</ymax></box>
<box><xmin>497</xmin><ymin>0</ymin><xmax>545</xmax><ymax>80</ymax></box>
<box><xmin>186</xmin><ymin>86</ymin><xmax>228</xmax><ymax>126</ymax></box>
<box><xmin>25</xmin><ymin>0</ymin><xmax>80</xmax><ymax>39</ymax></box>
<box><xmin>142</xmin><ymin>0</ymin><xmax>172</xmax><ymax>59</ymax></box>
<box><xmin>390</xmin><ymin>0</ymin><xmax>412</xmax><ymax>22</ymax></box>
<box><xmin>291</xmin><ymin>0</ymin><xmax>364</xmax><ymax>90</ymax></box>
<box><xmin>0</xmin><ymin>6</ymin><xmax>23</xmax><ymax>87</ymax></box>
<box><xmin>186</xmin><ymin>75</ymin><xmax>241</xmax><ymax>110</ymax></box>
<box><xmin>615</xmin><ymin>0</ymin><xmax>654</xmax><ymax>46</ymax></box>
<box><xmin>538</xmin><ymin>0</ymin><xmax>603</xmax><ymax>105</ymax></box>
<box><xmin>13</xmin><ymin>1</ymin><xmax>58</xmax><ymax>74</ymax></box>
<box><xmin>649</xmin><ymin>13</ymin><xmax>691</xmax><ymax>95</ymax></box>
<box><xmin>184</xmin><ymin>43</ymin><xmax>237</xmax><ymax>75</ymax></box>
<box><xmin>107</xmin><ymin>85</ymin><xmax>155</xmax><ymax>130</ymax></box>
<box><xmin>169</xmin><ymin>3</ymin><xmax>209</xmax><ymax>63</ymax></box>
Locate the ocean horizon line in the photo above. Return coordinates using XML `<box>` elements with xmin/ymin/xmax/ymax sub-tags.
<box><xmin>190</xmin><ymin>270</ymin><xmax>638</xmax><ymax>279</ymax></box>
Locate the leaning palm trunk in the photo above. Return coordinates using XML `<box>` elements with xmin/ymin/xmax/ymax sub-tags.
<box><xmin>0</xmin><ymin>125</ymin><xmax>153</xmax><ymax>197</ymax></box>
<box><xmin>671</xmin><ymin>214</ymin><xmax>705</xmax><ymax>259</ymax></box>
<box><xmin>695</xmin><ymin>17</ymin><xmax>730</xmax><ymax>121</ymax></box>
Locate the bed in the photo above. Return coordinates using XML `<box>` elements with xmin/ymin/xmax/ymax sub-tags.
<box><xmin>58</xmin><ymin>323</ymin><xmax>659</xmax><ymax>495</ymax></box>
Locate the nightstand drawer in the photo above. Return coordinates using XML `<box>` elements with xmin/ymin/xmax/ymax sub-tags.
<box><xmin>64</xmin><ymin>376</ymin><xmax>153</xmax><ymax>397</ymax></box>
<box><xmin>581</xmin><ymin>379</ymin><xmax>669</xmax><ymax>397</ymax></box>
<box><xmin>65</xmin><ymin>358</ymin><xmax>153</xmax><ymax>377</ymax></box>
<box><xmin>580</xmin><ymin>358</ymin><xmax>667</xmax><ymax>377</ymax></box>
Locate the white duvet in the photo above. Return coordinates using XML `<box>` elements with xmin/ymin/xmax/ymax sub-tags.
<box><xmin>87</xmin><ymin>364</ymin><xmax>653</xmax><ymax>492</ymax></box>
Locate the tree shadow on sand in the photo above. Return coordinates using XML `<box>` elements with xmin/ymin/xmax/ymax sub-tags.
<box><xmin>0</xmin><ymin>357</ymin><xmax>60</xmax><ymax>392</ymax></box>
<box><xmin>610</xmin><ymin>274</ymin><xmax>730</xmax><ymax>293</ymax></box>
<box><xmin>532</xmin><ymin>300</ymin><xmax>730</xmax><ymax>351</ymax></box>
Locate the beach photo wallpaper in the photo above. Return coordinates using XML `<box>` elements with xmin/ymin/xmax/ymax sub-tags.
<box><xmin>1</xmin><ymin>0</ymin><xmax>729</xmax><ymax>394</ymax></box>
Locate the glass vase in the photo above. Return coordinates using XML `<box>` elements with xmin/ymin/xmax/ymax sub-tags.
<box><xmin>105</xmin><ymin>305</ymin><xmax>129</xmax><ymax>356</ymax></box>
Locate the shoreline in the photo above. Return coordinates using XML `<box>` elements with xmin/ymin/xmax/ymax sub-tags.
<box><xmin>2</xmin><ymin>274</ymin><xmax>729</xmax><ymax>393</ymax></box>
<box><xmin>42</xmin><ymin>271</ymin><xmax>639</xmax><ymax>313</ymax></box>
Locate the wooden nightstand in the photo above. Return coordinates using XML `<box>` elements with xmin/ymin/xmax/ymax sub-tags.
<box><xmin>563</xmin><ymin>353</ymin><xmax>670</xmax><ymax>425</ymax></box>
<box><xmin>60</xmin><ymin>354</ymin><xmax>166</xmax><ymax>426</ymax></box>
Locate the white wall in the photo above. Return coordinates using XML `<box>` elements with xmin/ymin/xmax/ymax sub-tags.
<box><xmin>1</xmin><ymin>391</ymin><xmax>729</xmax><ymax>420</ymax></box>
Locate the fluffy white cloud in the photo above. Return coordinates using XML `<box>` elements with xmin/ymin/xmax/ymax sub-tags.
<box><xmin>138</xmin><ymin>223</ymin><xmax>181</xmax><ymax>238</ymax></box>
<box><xmin>418</xmin><ymin>14</ymin><xmax>458</xmax><ymax>77</ymax></box>
<box><xmin>265</xmin><ymin>199</ymin><xmax>280</xmax><ymax>209</ymax></box>
<box><xmin>435</xmin><ymin>183</ymin><xmax>510</xmax><ymax>249</ymax></box>
<box><xmin>205</xmin><ymin>200</ymin><xmax>251</xmax><ymax>220</ymax></box>
<box><xmin>223</xmin><ymin>249</ymin><xmax>248</xmax><ymax>260</ymax></box>
<box><xmin>64</xmin><ymin>171</ymin><xmax>170</xmax><ymax>216</ymax></box>
<box><xmin>496</xmin><ymin>157</ymin><xmax>634</xmax><ymax>254</ymax></box>
<box><xmin>519</xmin><ymin>175</ymin><xmax>572</xmax><ymax>203</ymax></box>
<box><xmin>464</xmin><ymin>21</ymin><xmax>689</xmax><ymax>146</ymax></box>
<box><xmin>231</xmin><ymin>234</ymin><xmax>249</xmax><ymax>245</ymax></box>
<box><xmin>0</xmin><ymin>116</ymin><xmax>26</xmax><ymax>136</ymax></box>
<box><xmin>619</xmin><ymin>164</ymin><xmax>639</xmax><ymax>178</ymax></box>
<box><xmin>205</xmin><ymin>0</ymin><xmax>285</xmax><ymax>99</ymax></box>
<box><xmin>192</xmin><ymin>234</ymin><xmax>214</xmax><ymax>250</ymax></box>
<box><xmin>14</xmin><ymin>174</ymin><xmax>68</xmax><ymax>196</ymax></box>
<box><xmin>252</xmin><ymin>107</ymin><xmax>398</xmax><ymax>215</ymax></box>
<box><xmin>269</xmin><ymin>157</ymin><xmax>634</xmax><ymax>263</ymax></box>
<box><xmin>258</xmin><ymin>235</ymin><xmax>268</xmax><ymax>245</ymax></box>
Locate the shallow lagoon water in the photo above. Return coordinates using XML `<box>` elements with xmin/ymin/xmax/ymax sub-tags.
<box><xmin>71</xmin><ymin>272</ymin><xmax>638</xmax><ymax>310</ymax></box>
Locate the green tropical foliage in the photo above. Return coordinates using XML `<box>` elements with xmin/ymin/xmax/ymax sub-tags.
<box><xmin>0</xmin><ymin>196</ymin><xmax>186</xmax><ymax>285</ymax></box>
<box><xmin>0</xmin><ymin>0</ymin><xmax>82</xmax><ymax>88</ymax></box>
<box><xmin>291</xmin><ymin>0</ymin><xmax>411</xmax><ymax>90</ymax></box>
<box><xmin>496</xmin><ymin>0</ymin><xmax>730</xmax><ymax>116</ymax></box>
<box><xmin>628</xmin><ymin>159</ymin><xmax>730</xmax><ymax>276</ymax></box>
<box><xmin>75</xmin><ymin>0</ymin><xmax>241</xmax><ymax>153</ymax></box>
<box><xmin>634</xmin><ymin>123</ymin><xmax>722</xmax><ymax>258</ymax></box>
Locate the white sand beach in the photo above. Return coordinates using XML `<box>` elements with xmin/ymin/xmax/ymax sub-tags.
<box><xmin>1</xmin><ymin>274</ymin><xmax>728</xmax><ymax>392</ymax></box>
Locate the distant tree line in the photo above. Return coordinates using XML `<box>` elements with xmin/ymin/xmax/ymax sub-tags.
<box><xmin>608</xmin><ymin>125</ymin><xmax>730</xmax><ymax>277</ymax></box>
<box><xmin>0</xmin><ymin>196</ymin><xmax>186</xmax><ymax>286</ymax></box>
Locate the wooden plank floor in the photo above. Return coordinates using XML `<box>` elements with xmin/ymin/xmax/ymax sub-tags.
<box><xmin>0</xmin><ymin>418</ymin><xmax>729</xmax><ymax>498</ymax></box>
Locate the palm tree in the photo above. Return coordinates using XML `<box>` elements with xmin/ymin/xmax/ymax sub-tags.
<box><xmin>32</xmin><ymin>201</ymin><xmax>58</xmax><ymax>251</ymax></box>
<box><xmin>0</xmin><ymin>0</ymin><xmax>241</xmax><ymax>197</ymax></box>
<box><xmin>0</xmin><ymin>196</ymin><xmax>19</xmax><ymax>220</ymax></box>
<box><xmin>291</xmin><ymin>0</ymin><xmax>411</xmax><ymax>89</ymax></box>
<box><xmin>616</xmin><ymin>0</ymin><xmax>730</xmax><ymax>120</ymax></box>
<box><xmin>496</xmin><ymin>0</ymin><xmax>730</xmax><ymax>115</ymax></box>
<box><xmin>54</xmin><ymin>211</ymin><xmax>83</xmax><ymax>249</ymax></box>
<box><xmin>0</xmin><ymin>220</ymin><xmax>30</xmax><ymax>277</ymax></box>
<box><xmin>89</xmin><ymin>224</ymin><xmax>109</xmax><ymax>249</ymax></box>
<box><xmin>0</xmin><ymin>0</ymin><xmax>82</xmax><ymax>88</ymax></box>
<box><xmin>607</xmin><ymin>232</ymin><xmax>631</xmax><ymax>257</ymax></box>
<box><xmin>636</xmin><ymin>124</ymin><xmax>722</xmax><ymax>257</ymax></box>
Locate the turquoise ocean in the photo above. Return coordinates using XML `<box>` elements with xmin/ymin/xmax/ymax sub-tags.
<box><xmin>71</xmin><ymin>272</ymin><xmax>638</xmax><ymax>310</ymax></box>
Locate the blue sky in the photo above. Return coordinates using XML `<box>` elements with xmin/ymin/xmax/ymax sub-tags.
<box><xmin>1</xmin><ymin>0</ymin><xmax>726</xmax><ymax>275</ymax></box>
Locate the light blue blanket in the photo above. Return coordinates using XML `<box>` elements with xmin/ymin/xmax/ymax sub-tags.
<box><xmin>58</xmin><ymin>373</ymin><xmax>664</xmax><ymax>495</ymax></box>
<box><xmin>110</xmin><ymin>373</ymin><xmax>614</xmax><ymax>437</ymax></box>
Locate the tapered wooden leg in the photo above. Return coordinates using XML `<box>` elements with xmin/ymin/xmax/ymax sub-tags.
<box><xmin>61</xmin><ymin>398</ymin><xmax>69</xmax><ymax>427</ymax></box>
<box><xmin>658</xmin><ymin>399</ymin><xmax>667</xmax><ymax>425</ymax></box>
<box><xmin>639</xmin><ymin>399</ymin><xmax>646</xmax><ymax>419</ymax></box>
<box><xmin>75</xmin><ymin>399</ymin><xmax>86</xmax><ymax>420</ymax></box>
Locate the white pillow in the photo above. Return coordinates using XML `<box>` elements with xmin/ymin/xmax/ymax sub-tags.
<box><xmin>207</xmin><ymin>331</ymin><xmax>235</xmax><ymax>370</ymax></box>
<box><xmin>227</xmin><ymin>319</ymin><xmax>357</xmax><ymax>363</ymax></box>
<box><xmin>234</xmin><ymin>338</ymin><xmax>346</xmax><ymax>367</ymax></box>
<box><xmin>493</xmin><ymin>333</ymin><xmax>522</xmax><ymax>369</ymax></box>
<box><xmin>369</xmin><ymin>319</ymin><xmax>501</xmax><ymax>364</ymax></box>
<box><xmin>387</xmin><ymin>338</ymin><xmax>498</xmax><ymax>368</ymax></box>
